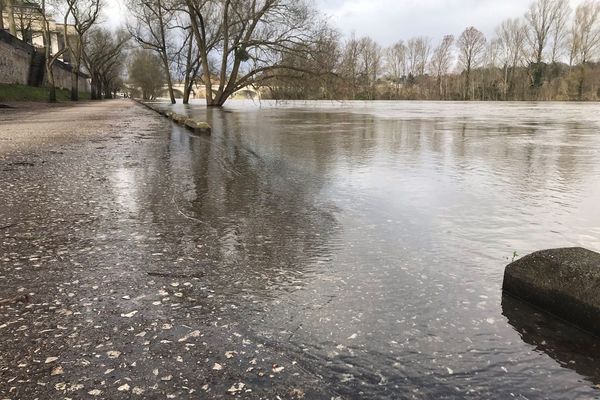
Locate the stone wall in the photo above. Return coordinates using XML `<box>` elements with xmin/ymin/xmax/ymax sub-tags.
<box><xmin>0</xmin><ymin>29</ymin><xmax>90</xmax><ymax>92</ymax></box>
<box><xmin>50</xmin><ymin>60</ymin><xmax>91</xmax><ymax>92</ymax></box>
<box><xmin>0</xmin><ymin>29</ymin><xmax>34</xmax><ymax>85</ymax></box>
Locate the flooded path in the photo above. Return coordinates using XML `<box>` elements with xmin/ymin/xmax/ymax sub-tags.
<box><xmin>1</xmin><ymin>99</ymin><xmax>600</xmax><ymax>399</ymax></box>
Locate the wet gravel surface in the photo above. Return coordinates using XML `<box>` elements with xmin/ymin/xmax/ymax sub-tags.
<box><xmin>0</xmin><ymin>100</ymin><xmax>330</xmax><ymax>399</ymax></box>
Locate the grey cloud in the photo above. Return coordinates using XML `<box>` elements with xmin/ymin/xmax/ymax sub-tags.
<box><xmin>317</xmin><ymin>0</ymin><xmax>584</xmax><ymax>46</ymax></box>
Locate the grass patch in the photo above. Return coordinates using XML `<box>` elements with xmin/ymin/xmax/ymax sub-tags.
<box><xmin>0</xmin><ymin>83</ymin><xmax>91</xmax><ymax>102</ymax></box>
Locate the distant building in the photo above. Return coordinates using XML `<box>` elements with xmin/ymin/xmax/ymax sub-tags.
<box><xmin>1</xmin><ymin>0</ymin><xmax>75</xmax><ymax>62</ymax></box>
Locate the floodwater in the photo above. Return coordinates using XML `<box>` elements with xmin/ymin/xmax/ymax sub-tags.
<box><xmin>2</xmin><ymin>99</ymin><xmax>600</xmax><ymax>399</ymax></box>
<box><xmin>155</xmin><ymin>100</ymin><xmax>600</xmax><ymax>398</ymax></box>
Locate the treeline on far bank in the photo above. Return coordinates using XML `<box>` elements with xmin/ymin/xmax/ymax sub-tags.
<box><xmin>267</xmin><ymin>61</ymin><xmax>600</xmax><ymax>102</ymax></box>
<box><xmin>265</xmin><ymin>0</ymin><xmax>600</xmax><ymax>102</ymax></box>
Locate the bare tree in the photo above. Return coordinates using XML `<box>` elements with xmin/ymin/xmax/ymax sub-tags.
<box><xmin>550</xmin><ymin>0</ymin><xmax>571</xmax><ymax>63</ymax></box>
<box><xmin>264</xmin><ymin>27</ymin><xmax>341</xmax><ymax>100</ymax></box>
<box><xmin>64</xmin><ymin>0</ymin><xmax>102</xmax><ymax>101</ymax></box>
<box><xmin>300</xmin><ymin>27</ymin><xmax>341</xmax><ymax>99</ymax></box>
<box><xmin>184</xmin><ymin>0</ymin><xmax>327</xmax><ymax>107</ymax></box>
<box><xmin>570</xmin><ymin>0</ymin><xmax>600</xmax><ymax>99</ymax></box>
<box><xmin>406</xmin><ymin>36</ymin><xmax>431</xmax><ymax>77</ymax></box>
<box><xmin>180</xmin><ymin>31</ymin><xmax>201</xmax><ymax>104</ymax></box>
<box><xmin>481</xmin><ymin>38</ymin><xmax>502</xmax><ymax>100</ymax></box>
<box><xmin>525</xmin><ymin>0</ymin><xmax>565</xmax><ymax>88</ymax></box>
<box><xmin>84</xmin><ymin>28</ymin><xmax>130</xmax><ymax>99</ymax></box>
<box><xmin>497</xmin><ymin>18</ymin><xmax>528</xmax><ymax>99</ymax></box>
<box><xmin>457</xmin><ymin>26</ymin><xmax>486</xmax><ymax>100</ymax></box>
<box><xmin>340</xmin><ymin>34</ymin><xmax>362</xmax><ymax>99</ymax></box>
<box><xmin>357</xmin><ymin>36</ymin><xmax>381</xmax><ymax>99</ymax></box>
<box><xmin>430</xmin><ymin>35</ymin><xmax>454</xmax><ymax>99</ymax></box>
<box><xmin>385</xmin><ymin>41</ymin><xmax>407</xmax><ymax>98</ymax></box>
<box><xmin>571</xmin><ymin>0</ymin><xmax>600</xmax><ymax>64</ymax></box>
<box><xmin>39</xmin><ymin>0</ymin><xmax>70</xmax><ymax>102</ymax></box>
<box><xmin>128</xmin><ymin>0</ymin><xmax>177</xmax><ymax>103</ymax></box>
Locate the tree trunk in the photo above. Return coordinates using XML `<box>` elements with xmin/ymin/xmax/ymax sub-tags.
<box><xmin>103</xmin><ymin>77</ymin><xmax>111</xmax><ymax>99</ymax></box>
<box><xmin>70</xmin><ymin>71</ymin><xmax>79</xmax><ymax>101</ymax></box>
<box><xmin>45</xmin><ymin>40</ymin><xmax>57</xmax><ymax>103</ymax></box>
<box><xmin>70</xmin><ymin>57</ymin><xmax>80</xmax><ymax>101</ymax></box>
<box><xmin>464</xmin><ymin>68</ymin><xmax>471</xmax><ymax>101</ymax></box>
<box><xmin>205</xmin><ymin>81</ymin><xmax>215</xmax><ymax>105</ymax></box>
<box><xmin>162</xmin><ymin>54</ymin><xmax>176</xmax><ymax>104</ymax></box>
<box><xmin>96</xmin><ymin>77</ymin><xmax>103</xmax><ymax>100</ymax></box>
<box><xmin>90</xmin><ymin>69</ymin><xmax>98</xmax><ymax>100</ymax></box>
<box><xmin>578</xmin><ymin>64</ymin><xmax>586</xmax><ymax>101</ymax></box>
<box><xmin>208</xmin><ymin>89</ymin><xmax>229</xmax><ymax>107</ymax></box>
<box><xmin>48</xmin><ymin>84</ymin><xmax>56</xmax><ymax>103</ymax></box>
<box><xmin>183</xmin><ymin>80</ymin><xmax>192</xmax><ymax>104</ymax></box>
<box><xmin>185</xmin><ymin>0</ymin><xmax>215</xmax><ymax>106</ymax></box>
<box><xmin>70</xmin><ymin>44</ymin><xmax>82</xmax><ymax>101</ymax></box>
<box><xmin>182</xmin><ymin>37</ymin><xmax>193</xmax><ymax>104</ymax></box>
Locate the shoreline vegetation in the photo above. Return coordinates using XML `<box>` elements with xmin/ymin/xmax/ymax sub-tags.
<box><xmin>125</xmin><ymin>0</ymin><xmax>600</xmax><ymax>107</ymax></box>
<box><xmin>0</xmin><ymin>84</ymin><xmax>91</xmax><ymax>103</ymax></box>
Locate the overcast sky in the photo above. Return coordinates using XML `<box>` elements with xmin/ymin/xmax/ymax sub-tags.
<box><xmin>317</xmin><ymin>0</ymin><xmax>586</xmax><ymax>46</ymax></box>
<box><xmin>105</xmin><ymin>0</ymin><xmax>586</xmax><ymax>46</ymax></box>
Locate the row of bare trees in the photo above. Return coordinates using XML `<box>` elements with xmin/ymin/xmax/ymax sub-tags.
<box><xmin>123</xmin><ymin>0</ymin><xmax>339</xmax><ymax>106</ymax></box>
<box><xmin>123</xmin><ymin>0</ymin><xmax>600</xmax><ymax>105</ymax></box>
<box><xmin>9</xmin><ymin>0</ymin><xmax>595</xmax><ymax>104</ymax></box>
<box><xmin>51</xmin><ymin>0</ymin><xmax>129</xmax><ymax>101</ymax></box>
<box><xmin>268</xmin><ymin>0</ymin><xmax>600</xmax><ymax>102</ymax></box>
<box><xmin>1</xmin><ymin>0</ymin><xmax>128</xmax><ymax>101</ymax></box>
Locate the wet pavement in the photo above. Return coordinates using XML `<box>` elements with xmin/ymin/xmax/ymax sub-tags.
<box><xmin>0</xmin><ymin>101</ymin><xmax>331</xmax><ymax>399</ymax></box>
<box><xmin>1</xmin><ymin>99</ymin><xmax>600</xmax><ymax>399</ymax></box>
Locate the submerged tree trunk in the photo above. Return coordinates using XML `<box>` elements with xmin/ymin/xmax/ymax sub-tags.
<box><xmin>207</xmin><ymin>88</ymin><xmax>231</xmax><ymax>107</ymax></box>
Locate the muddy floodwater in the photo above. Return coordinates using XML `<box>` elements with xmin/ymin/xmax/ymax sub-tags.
<box><xmin>1</xmin><ymin>100</ymin><xmax>600</xmax><ymax>399</ymax></box>
<box><xmin>162</xmin><ymin>100</ymin><xmax>600</xmax><ymax>398</ymax></box>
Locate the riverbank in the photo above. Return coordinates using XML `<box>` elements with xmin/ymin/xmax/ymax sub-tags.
<box><xmin>0</xmin><ymin>99</ymin><xmax>329</xmax><ymax>399</ymax></box>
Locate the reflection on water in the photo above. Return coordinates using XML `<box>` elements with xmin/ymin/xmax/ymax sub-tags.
<box><xmin>150</xmin><ymin>100</ymin><xmax>600</xmax><ymax>398</ymax></box>
<box><xmin>502</xmin><ymin>294</ymin><xmax>600</xmax><ymax>386</ymax></box>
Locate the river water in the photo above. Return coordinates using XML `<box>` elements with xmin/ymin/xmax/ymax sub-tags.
<box><xmin>156</xmin><ymin>100</ymin><xmax>600</xmax><ymax>399</ymax></box>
